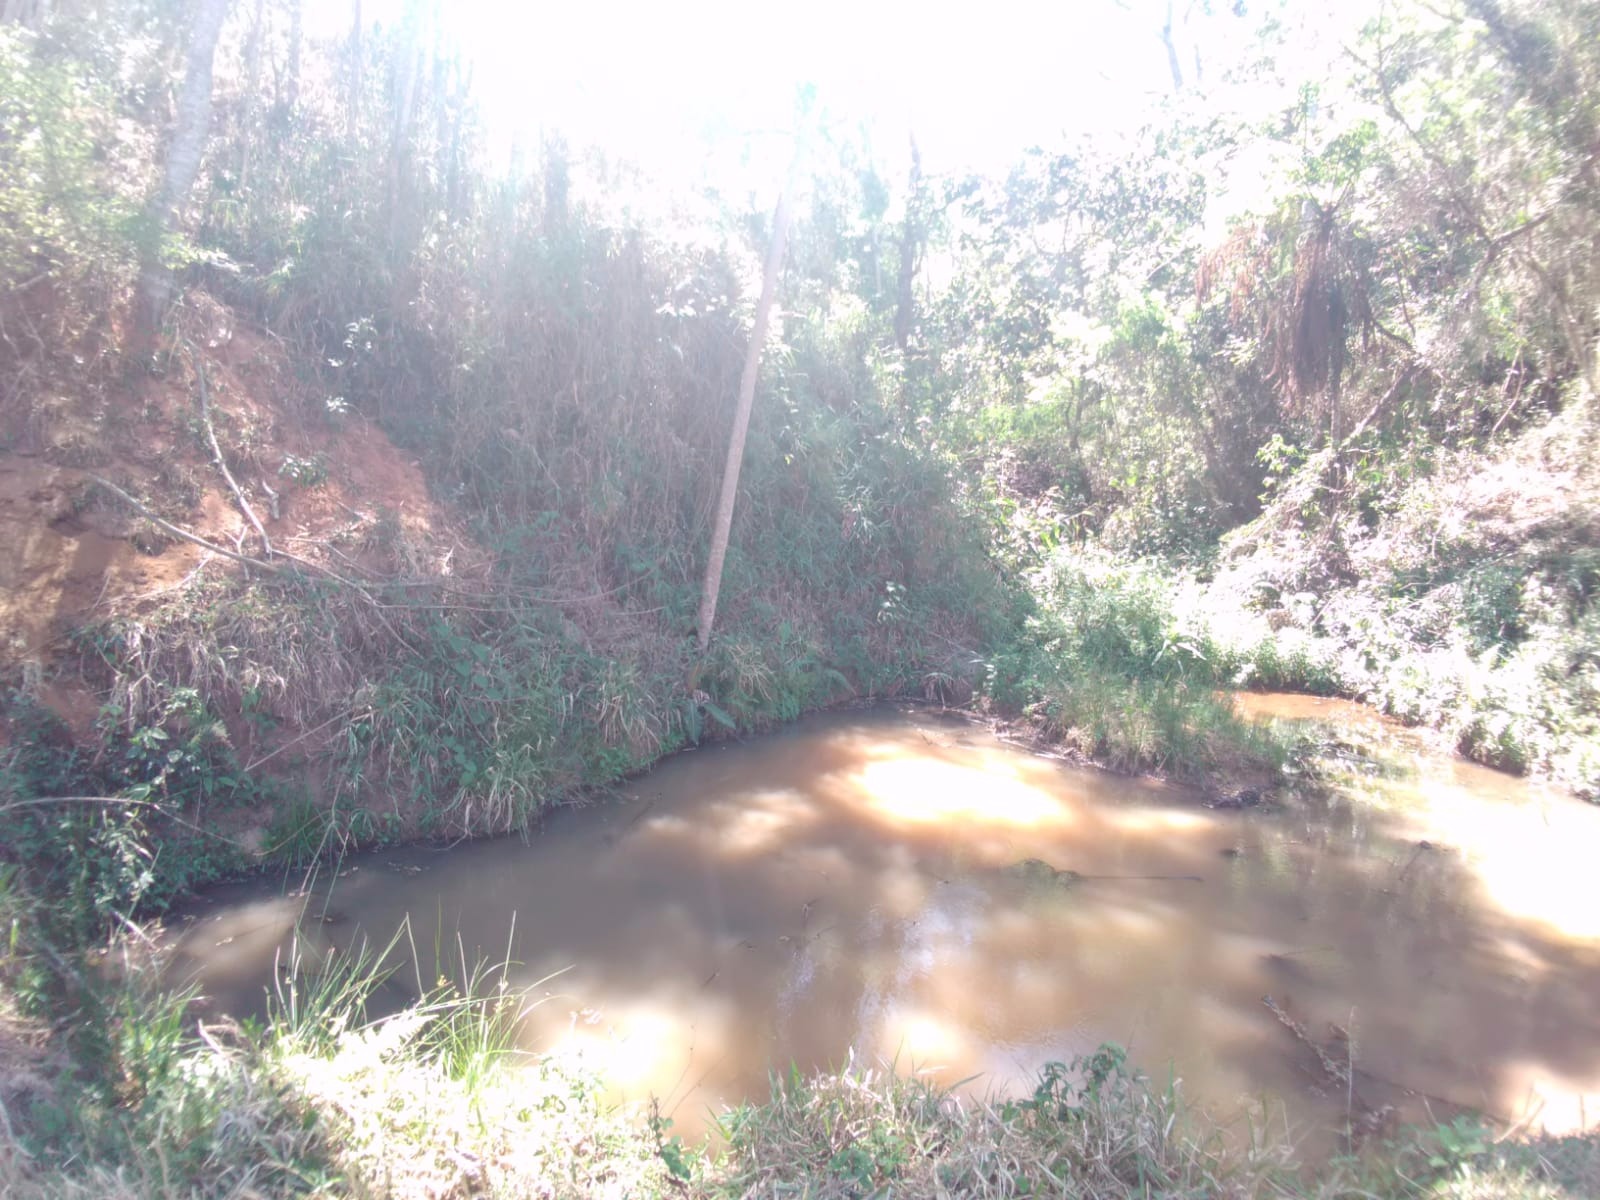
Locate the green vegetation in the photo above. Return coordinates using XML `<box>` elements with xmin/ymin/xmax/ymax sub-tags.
<box><xmin>2</xmin><ymin>0</ymin><xmax>1598</xmax><ymax>1193</ymax></box>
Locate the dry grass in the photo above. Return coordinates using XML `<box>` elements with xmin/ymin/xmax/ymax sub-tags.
<box><xmin>270</xmin><ymin>1016</ymin><xmax>672</xmax><ymax>1199</ymax></box>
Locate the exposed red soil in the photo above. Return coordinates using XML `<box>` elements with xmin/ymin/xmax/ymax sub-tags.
<box><xmin>0</xmin><ymin>294</ymin><xmax>482</xmax><ymax>718</ymax></box>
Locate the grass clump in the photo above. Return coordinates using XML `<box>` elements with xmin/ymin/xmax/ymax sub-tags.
<box><xmin>0</xmin><ymin>925</ymin><xmax>336</xmax><ymax>1198</ymax></box>
<box><xmin>264</xmin><ymin>965</ymin><xmax>673</xmax><ymax>1199</ymax></box>
<box><xmin>715</xmin><ymin>1044</ymin><xmax>1255</xmax><ymax>1199</ymax></box>
<box><xmin>987</xmin><ymin>548</ymin><xmax>1292</xmax><ymax>785</ymax></box>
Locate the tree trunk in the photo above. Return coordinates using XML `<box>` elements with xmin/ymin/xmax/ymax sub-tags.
<box><xmin>236</xmin><ymin>0</ymin><xmax>266</xmax><ymax>199</ymax></box>
<box><xmin>1160</xmin><ymin>0</ymin><xmax>1185</xmax><ymax>91</ymax></box>
<box><xmin>386</xmin><ymin>0</ymin><xmax>424</xmax><ymax>257</ymax></box>
<box><xmin>893</xmin><ymin>134</ymin><xmax>922</xmax><ymax>352</ymax></box>
<box><xmin>346</xmin><ymin>0</ymin><xmax>362</xmax><ymax>142</ymax></box>
<box><xmin>133</xmin><ymin>0</ymin><xmax>231</xmax><ymax>351</ymax></box>
<box><xmin>286</xmin><ymin>0</ymin><xmax>302</xmax><ymax>110</ymax></box>
<box><xmin>695</xmin><ymin>185</ymin><xmax>795</xmax><ymax>652</ymax></box>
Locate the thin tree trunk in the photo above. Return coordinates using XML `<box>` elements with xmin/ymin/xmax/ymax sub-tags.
<box><xmin>2</xmin><ymin>0</ymin><xmax>48</xmax><ymax>29</ymax></box>
<box><xmin>696</xmin><ymin>185</ymin><xmax>795</xmax><ymax>652</ymax></box>
<box><xmin>286</xmin><ymin>0</ymin><xmax>302</xmax><ymax>110</ymax></box>
<box><xmin>893</xmin><ymin>134</ymin><xmax>922</xmax><ymax>352</ymax></box>
<box><xmin>346</xmin><ymin>0</ymin><xmax>362</xmax><ymax>142</ymax></box>
<box><xmin>236</xmin><ymin>0</ymin><xmax>266</xmax><ymax>199</ymax></box>
<box><xmin>134</xmin><ymin>0</ymin><xmax>231</xmax><ymax>351</ymax></box>
<box><xmin>1160</xmin><ymin>0</ymin><xmax>1185</xmax><ymax>91</ymax></box>
<box><xmin>387</xmin><ymin>61</ymin><xmax>419</xmax><ymax>247</ymax></box>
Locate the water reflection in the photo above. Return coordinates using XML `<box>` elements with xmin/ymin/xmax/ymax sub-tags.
<box><xmin>166</xmin><ymin>704</ymin><xmax>1600</xmax><ymax>1146</ymax></box>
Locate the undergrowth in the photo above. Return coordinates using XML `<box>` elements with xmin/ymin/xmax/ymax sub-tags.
<box><xmin>1180</xmin><ymin>417</ymin><xmax>1600</xmax><ymax>799</ymax></box>
<box><xmin>988</xmin><ymin>548</ymin><xmax>1292</xmax><ymax>784</ymax></box>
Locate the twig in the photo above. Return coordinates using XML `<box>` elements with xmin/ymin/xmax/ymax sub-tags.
<box><xmin>4</xmin><ymin>268</ymin><xmax>56</xmax><ymax>297</ymax></box>
<box><xmin>87</xmin><ymin>475</ymin><xmax>421</xmax><ymax>656</ymax></box>
<box><xmin>281</xmin><ymin>534</ymin><xmax>383</xmax><ymax>578</ymax></box>
<box><xmin>188</xmin><ymin>341</ymin><xmax>271</xmax><ymax>557</ymax></box>
<box><xmin>0</xmin><ymin>794</ymin><xmax>244</xmax><ymax>844</ymax></box>
<box><xmin>86</xmin><ymin>475</ymin><xmax>283</xmax><ymax>574</ymax></box>
<box><xmin>1263</xmin><ymin>994</ymin><xmax>1350</xmax><ymax>1087</ymax></box>
<box><xmin>132</xmin><ymin>552</ymin><xmax>214</xmax><ymax>603</ymax></box>
<box><xmin>0</xmin><ymin>794</ymin><xmax>166</xmax><ymax>815</ymax></box>
<box><xmin>242</xmin><ymin>708</ymin><xmax>355</xmax><ymax>772</ymax></box>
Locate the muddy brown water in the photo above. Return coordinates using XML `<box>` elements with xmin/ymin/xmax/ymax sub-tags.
<box><xmin>168</xmin><ymin>697</ymin><xmax>1600</xmax><ymax>1147</ymax></box>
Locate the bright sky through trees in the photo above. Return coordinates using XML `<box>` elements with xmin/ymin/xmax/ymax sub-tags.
<box><xmin>313</xmin><ymin>0</ymin><xmax>1374</xmax><ymax>188</ymax></box>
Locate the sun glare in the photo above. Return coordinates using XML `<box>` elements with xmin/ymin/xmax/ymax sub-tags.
<box><xmin>313</xmin><ymin>0</ymin><xmax>1374</xmax><ymax>191</ymax></box>
<box><xmin>853</xmin><ymin>757</ymin><xmax>1072</xmax><ymax>830</ymax></box>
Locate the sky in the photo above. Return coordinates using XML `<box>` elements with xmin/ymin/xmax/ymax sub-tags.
<box><xmin>309</xmin><ymin>1</ymin><xmax>1374</xmax><ymax>194</ymax></box>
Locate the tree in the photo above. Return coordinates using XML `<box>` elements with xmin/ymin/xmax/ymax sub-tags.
<box><xmin>1160</xmin><ymin>0</ymin><xmax>1186</xmax><ymax>91</ymax></box>
<box><xmin>696</xmin><ymin>182</ymin><xmax>795</xmax><ymax>652</ymax></box>
<box><xmin>134</xmin><ymin>0</ymin><xmax>231</xmax><ymax>350</ymax></box>
<box><xmin>285</xmin><ymin>0</ymin><xmax>301</xmax><ymax>111</ymax></box>
<box><xmin>1356</xmin><ymin>0</ymin><xmax>1600</xmax><ymax>406</ymax></box>
<box><xmin>893</xmin><ymin>135</ymin><xmax>923</xmax><ymax>351</ymax></box>
<box><xmin>346</xmin><ymin>0</ymin><xmax>362</xmax><ymax>143</ymax></box>
<box><xmin>1200</xmin><ymin>195</ymin><xmax>1376</xmax><ymax>455</ymax></box>
<box><xmin>1</xmin><ymin>0</ymin><xmax>48</xmax><ymax>28</ymax></box>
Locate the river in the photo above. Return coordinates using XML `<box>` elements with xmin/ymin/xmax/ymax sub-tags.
<box><xmin>165</xmin><ymin>695</ymin><xmax>1600</xmax><ymax>1148</ymax></box>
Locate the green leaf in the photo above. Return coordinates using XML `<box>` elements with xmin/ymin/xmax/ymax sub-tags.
<box><xmin>702</xmin><ymin>700</ymin><xmax>737</xmax><ymax>730</ymax></box>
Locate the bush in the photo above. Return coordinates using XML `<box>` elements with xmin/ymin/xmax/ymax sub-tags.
<box><xmin>985</xmin><ymin>549</ymin><xmax>1289</xmax><ymax>782</ymax></box>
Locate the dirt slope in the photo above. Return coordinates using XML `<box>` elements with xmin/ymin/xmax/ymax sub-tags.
<box><xmin>0</xmin><ymin>294</ymin><xmax>474</xmax><ymax>720</ymax></box>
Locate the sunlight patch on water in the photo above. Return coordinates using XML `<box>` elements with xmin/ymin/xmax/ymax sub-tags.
<box><xmin>1107</xmin><ymin>807</ymin><xmax>1214</xmax><ymax>835</ymax></box>
<box><xmin>544</xmin><ymin>1001</ymin><xmax>714</xmax><ymax>1104</ymax></box>
<box><xmin>880</xmin><ymin>1009</ymin><xmax>966</xmax><ymax>1068</ymax></box>
<box><xmin>1403</xmin><ymin>780</ymin><xmax>1600</xmax><ymax>940</ymax></box>
<box><xmin>1498</xmin><ymin>1062</ymin><xmax>1600</xmax><ymax>1135</ymax></box>
<box><xmin>851</xmin><ymin>757</ymin><xmax>1072</xmax><ymax>830</ymax></box>
<box><xmin>704</xmin><ymin>788</ymin><xmax>818</xmax><ymax>856</ymax></box>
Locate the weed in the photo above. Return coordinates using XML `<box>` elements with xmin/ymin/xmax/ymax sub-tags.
<box><xmin>264</xmin><ymin>795</ymin><xmax>327</xmax><ymax>867</ymax></box>
<box><xmin>278</xmin><ymin>453</ymin><xmax>328</xmax><ymax>487</ymax></box>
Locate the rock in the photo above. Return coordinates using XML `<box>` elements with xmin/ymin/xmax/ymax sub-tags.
<box><xmin>1205</xmin><ymin>787</ymin><xmax>1263</xmax><ymax>810</ymax></box>
<box><xmin>1005</xmin><ymin>858</ymin><xmax>1081</xmax><ymax>888</ymax></box>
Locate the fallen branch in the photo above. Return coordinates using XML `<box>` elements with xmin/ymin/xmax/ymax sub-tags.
<box><xmin>87</xmin><ymin>475</ymin><xmax>283</xmax><ymax>574</ymax></box>
<box><xmin>87</xmin><ymin>474</ymin><xmax>422</xmax><ymax>656</ymax></box>
<box><xmin>189</xmin><ymin>341</ymin><xmax>271</xmax><ymax>556</ymax></box>
<box><xmin>1263</xmin><ymin>994</ymin><xmax>1351</xmax><ymax>1088</ymax></box>
<box><xmin>4</xmin><ymin>267</ymin><xmax>56</xmax><ymax>297</ymax></box>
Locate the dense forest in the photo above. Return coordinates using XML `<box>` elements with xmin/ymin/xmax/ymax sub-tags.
<box><xmin>1</xmin><ymin>0</ymin><xmax>1597</xmax><ymax>1195</ymax></box>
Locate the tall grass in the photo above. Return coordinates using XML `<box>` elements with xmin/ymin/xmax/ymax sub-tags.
<box><xmin>987</xmin><ymin>548</ymin><xmax>1291</xmax><ymax>785</ymax></box>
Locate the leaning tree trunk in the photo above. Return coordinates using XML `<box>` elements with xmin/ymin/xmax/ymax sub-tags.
<box><xmin>134</xmin><ymin>0</ymin><xmax>231</xmax><ymax>350</ymax></box>
<box><xmin>893</xmin><ymin>134</ymin><xmax>922</xmax><ymax>352</ymax></box>
<box><xmin>695</xmin><ymin>184</ymin><xmax>795</xmax><ymax>652</ymax></box>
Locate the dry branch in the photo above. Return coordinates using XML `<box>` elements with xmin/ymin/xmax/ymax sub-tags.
<box><xmin>1263</xmin><ymin>994</ymin><xmax>1351</xmax><ymax>1088</ymax></box>
<box><xmin>87</xmin><ymin>475</ymin><xmax>283</xmax><ymax>573</ymax></box>
<box><xmin>189</xmin><ymin>341</ymin><xmax>272</xmax><ymax>556</ymax></box>
<box><xmin>87</xmin><ymin>475</ymin><xmax>422</xmax><ymax>656</ymax></box>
